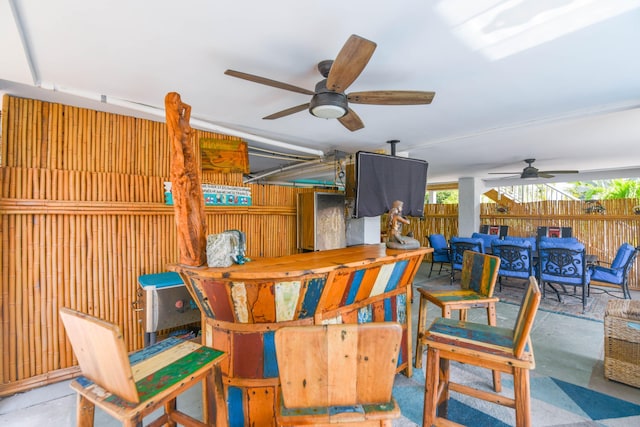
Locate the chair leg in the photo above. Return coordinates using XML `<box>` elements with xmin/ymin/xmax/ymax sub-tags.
<box><xmin>487</xmin><ymin>303</ymin><xmax>502</xmax><ymax>393</ymax></box>
<box><xmin>437</xmin><ymin>357</ymin><xmax>451</xmax><ymax>418</ymax></box>
<box><xmin>623</xmin><ymin>281</ymin><xmax>631</xmax><ymax>299</ymax></box>
<box><xmin>423</xmin><ymin>346</ymin><xmax>441</xmax><ymax>427</ymax></box>
<box><xmin>428</xmin><ymin>261</ymin><xmax>435</xmax><ymax>278</ymax></box>
<box><xmin>205</xmin><ymin>365</ymin><xmax>228</xmax><ymax>426</ymax></box>
<box><xmin>438</xmin><ymin>262</ymin><xmax>444</xmax><ymax>275</ymax></box>
<box><xmin>164</xmin><ymin>399</ymin><xmax>177</xmax><ymax>427</ymax></box>
<box><xmin>513</xmin><ymin>367</ymin><xmax>532</xmax><ymax>427</ymax></box>
<box><xmin>76</xmin><ymin>394</ymin><xmax>95</xmax><ymax>427</ymax></box>
<box><xmin>414</xmin><ymin>293</ymin><xmax>429</xmax><ymax>369</ymax></box>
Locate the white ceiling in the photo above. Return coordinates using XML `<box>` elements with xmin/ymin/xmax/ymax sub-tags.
<box><xmin>2</xmin><ymin>0</ymin><xmax>640</xmax><ymax>187</ymax></box>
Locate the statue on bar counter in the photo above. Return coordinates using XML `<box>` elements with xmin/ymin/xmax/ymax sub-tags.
<box><xmin>386</xmin><ymin>200</ymin><xmax>420</xmax><ymax>250</ymax></box>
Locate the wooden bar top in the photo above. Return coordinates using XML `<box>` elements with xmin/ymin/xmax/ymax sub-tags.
<box><xmin>169</xmin><ymin>244</ymin><xmax>432</xmax><ymax>280</ymax></box>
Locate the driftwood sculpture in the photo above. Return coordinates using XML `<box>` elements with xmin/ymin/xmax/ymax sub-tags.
<box><xmin>165</xmin><ymin>92</ymin><xmax>207</xmax><ymax>266</ymax></box>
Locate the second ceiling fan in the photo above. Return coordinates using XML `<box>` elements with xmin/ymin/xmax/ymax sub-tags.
<box><xmin>489</xmin><ymin>159</ymin><xmax>579</xmax><ymax>179</ymax></box>
<box><xmin>224</xmin><ymin>34</ymin><xmax>435</xmax><ymax>131</ymax></box>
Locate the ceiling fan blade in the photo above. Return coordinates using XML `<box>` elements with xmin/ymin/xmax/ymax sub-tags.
<box><xmin>538</xmin><ymin>172</ymin><xmax>555</xmax><ymax>178</ymax></box>
<box><xmin>488</xmin><ymin>172</ymin><xmax>521</xmax><ymax>175</ymax></box>
<box><xmin>338</xmin><ymin>108</ymin><xmax>364</xmax><ymax>131</ymax></box>
<box><xmin>263</xmin><ymin>103</ymin><xmax>310</xmax><ymax>120</ymax></box>
<box><xmin>540</xmin><ymin>170</ymin><xmax>579</xmax><ymax>174</ymax></box>
<box><xmin>326</xmin><ymin>35</ymin><xmax>377</xmax><ymax>92</ymax></box>
<box><xmin>225</xmin><ymin>69</ymin><xmax>315</xmax><ymax>96</ymax></box>
<box><xmin>347</xmin><ymin>90</ymin><xmax>435</xmax><ymax>105</ymax></box>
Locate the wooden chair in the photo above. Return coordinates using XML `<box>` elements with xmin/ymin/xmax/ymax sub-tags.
<box><xmin>415</xmin><ymin>251</ymin><xmax>501</xmax><ymax>391</ymax></box>
<box><xmin>449</xmin><ymin>237</ymin><xmax>485</xmax><ymax>284</ymax></box>
<box><xmin>422</xmin><ymin>276</ymin><xmax>541</xmax><ymax>427</ymax></box>
<box><xmin>59</xmin><ymin>307</ymin><xmax>228</xmax><ymax>427</ymax></box>
<box><xmin>274</xmin><ymin>322</ymin><xmax>402</xmax><ymax>426</ymax></box>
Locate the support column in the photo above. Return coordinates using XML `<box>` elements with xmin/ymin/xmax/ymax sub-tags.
<box><xmin>458</xmin><ymin>177</ymin><xmax>484</xmax><ymax>237</ymax></box>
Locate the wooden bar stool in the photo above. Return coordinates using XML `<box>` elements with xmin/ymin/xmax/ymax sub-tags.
<box><xmin>59</xmin><ymin>307</ymin><xmax>228</xmax><ymax>427</ymax></box>
<box><xmin>415</xmin><ymin>251</ymin><xmax>501</xmax><ymax>391</ymax></box>
<box><xmin>422</xmin><ymin>277</ymin><xmax>541</xmax><ymax>427</ymax></box>
<box><xmin>274</xmin><ymin>322</ymin><xmax>402</xmax><ymax>426</ymax></box>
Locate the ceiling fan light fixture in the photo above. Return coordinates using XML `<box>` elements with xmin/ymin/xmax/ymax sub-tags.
<box><xmin>310</xmin><ymin>104</ymin><xmax>347</xmax><ymax>119</ymax></box>
<box><xmin>309</xmin><ymin>91</ymin><xmax>348</xmax><ymax>119</ymax></box>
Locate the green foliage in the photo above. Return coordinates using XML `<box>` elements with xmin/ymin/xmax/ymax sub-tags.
<box><xmin>568</xmin><ymin>179</ymin><xmax>640</xmax><ymax>200</ymax></box>
<box><xmin>436</xmin><ymin>190</ymin><xmax>458</xmax><ymax>204</ymax></box>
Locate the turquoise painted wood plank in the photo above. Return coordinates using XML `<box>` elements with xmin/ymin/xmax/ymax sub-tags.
<box><xmin>228</xmin><ymin>386</ymin><xmax>245</xmax><ymax>427</ymax></box>
<box><xmin>358</xmin><ymin>304</ymin><xmax>373</xmax><ymax>323</ymax></box>
<box><xmin>300</xmin><ymin>277</ymin><xmax>326</xmax><ymax>318</ymax></box>
<box><xmin>345</xmin><ymin>269</ymin><xmax>365</xmax><ymax>305</ymax></box>
<box><xmin>263</xmin><ymin>331</ymin><xmax>279</xmax><ymax>378</ymax></box>
<box><xmin>397</xmin><ymin>294</ymin><xmax>407</xmax><ymax>324</ymax></box>
<box><xmin>429</xmin><ymin>317</ymin><xmax>514</xmax><ymax>348</ymax></box>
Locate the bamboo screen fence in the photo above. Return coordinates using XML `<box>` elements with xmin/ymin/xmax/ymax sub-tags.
<box><xmin>0</xmin><ymin>95</ymin><xmax>316</xmax><ymax>395</ymax></box>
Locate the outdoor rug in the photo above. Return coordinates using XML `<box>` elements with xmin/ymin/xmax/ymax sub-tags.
<box><xmin>393</xmin><ymin>364</ymin><xmax>640</xmax><ymax>426</ymax></box>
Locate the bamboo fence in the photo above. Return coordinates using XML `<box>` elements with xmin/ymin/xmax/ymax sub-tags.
<box><xmin>0</xmin><ymin>95</ymin><xmax>310</xmax><ymax>395</ymax></box>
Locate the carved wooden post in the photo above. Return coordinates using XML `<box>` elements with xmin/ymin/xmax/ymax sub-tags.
<box><xmin>165</xmin><ymin>92</ymin><xmax>207</xmax><ymax>266</ymax></box>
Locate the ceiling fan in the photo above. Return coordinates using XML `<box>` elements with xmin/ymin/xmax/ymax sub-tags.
<box><xmin>224</xmin><ymin>34</ymin><xmax>435</xmax><ymax>131</ymax></box>
<box><xmin>489</xmin><ymin>159</ymin><xmax>579</xmax><ymax>179</ymax></box>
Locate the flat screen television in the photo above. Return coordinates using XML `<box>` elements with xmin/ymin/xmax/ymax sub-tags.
<box><xmin>353</xmin><ymin>151</ymin><xmax>428</xmax><ymax>218</ymax></box>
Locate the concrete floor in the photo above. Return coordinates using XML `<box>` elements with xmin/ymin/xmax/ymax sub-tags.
<box><xmin>1</xmin><ymin>263</ymin><xmax>639</xmax><ymax>426</ymax></box>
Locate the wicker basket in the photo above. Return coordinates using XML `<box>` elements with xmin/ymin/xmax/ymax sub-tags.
<box><xmin>604</xmin><ymin>299</ymin><xmax>640</xmax><ymax>388</ymax></box>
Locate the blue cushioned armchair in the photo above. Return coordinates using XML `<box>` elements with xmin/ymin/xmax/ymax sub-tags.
<box><xmin>427</xmin><ymin>233</ymin><xmax>451</xmax><ymax>278</ymax></box>
<box><xmin>538</xmin><ymin>237</ymin><xmax>591</xmax><ymax>310</ymax></box>
<box><xmin>471</xmin><ymin>232</ymin><xmax>501</xmax><ymax>253</ymax></box>
<box><xmin>449</xmin><ymin>237</ymin><xmax>484</xmax><ymax>285</ymax></box>
<box><xmin>504</xmin><ymin>235</ymin><xmax>537</xmax><ymax>253</ymax></box>
<box><xmin>589</xmin><ymin>243</ymin><xmax>639</xmax><ymax>299</ymax></box>
<box><xmin>491</xmin><ymin>239</ymin><xmax>534</xmax><ymax>292</ymax></box>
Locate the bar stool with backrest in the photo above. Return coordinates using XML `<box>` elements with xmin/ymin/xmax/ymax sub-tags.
<box><xmin>59</xmin><ymin>307</ymin><xmax>228</xmax><ymax>427</ymax></box>
<box><xmin>274</xmin><ymin>322</ymin><xmax>403</xmax><ymax>426</ymax></box>
<box><xmin>422</xmin><ymin>277</ymin><xmax>541</xmax><ymax>427</ymax></box>
<box><xmin>415</xmin><ymin>251</ymin><xmax>502</xmax><ymax>392</ymax></box>
<box><xmin>449</xmin><ymin>236</ymin><xmax>485</xmax><ymax>285</ymax></box>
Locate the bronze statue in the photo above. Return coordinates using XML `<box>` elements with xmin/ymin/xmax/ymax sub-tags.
<box><xmin>386</xmin><ymin>200</ymin><xmax>420</xmax><ymax>250</ymax></box>
<box><xmin>165</xmin><ymin>92</ymin><xmax>207</xmax><ymax>266</ymax></box>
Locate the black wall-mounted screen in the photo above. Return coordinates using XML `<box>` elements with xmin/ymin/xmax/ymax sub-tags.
<box><xmin>353</xmin><ymin>151</ymin><xmax>428</xmax><ymax>218</ymax></box>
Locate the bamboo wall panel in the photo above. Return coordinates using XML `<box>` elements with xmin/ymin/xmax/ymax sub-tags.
<box><xmin>0</xmin><ymin>95</ymin><xmax>308</xmax><ymax>395</ymax></box>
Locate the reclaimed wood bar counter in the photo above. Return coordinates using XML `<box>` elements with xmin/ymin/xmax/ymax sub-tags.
<box><xmin>169</xmin><ymin>243</ymin><xmax>431</xmax><ymax>427</ymax></box>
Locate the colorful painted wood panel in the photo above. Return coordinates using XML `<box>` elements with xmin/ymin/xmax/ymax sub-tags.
<box><xmin>460</xmin><ymin>251</ymin><xmax>500</xmax><ymax>296</ymax></box>
<box><xmin>171</xmin><ymin>244</ymin><xmax>431</xmax><ymax>427</ymax></box>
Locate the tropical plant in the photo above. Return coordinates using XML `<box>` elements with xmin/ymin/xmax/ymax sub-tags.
<box><xmin>568</xmin><ymin>179</ymin><xmax>640</xmax><ymax>200</ymax></box>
